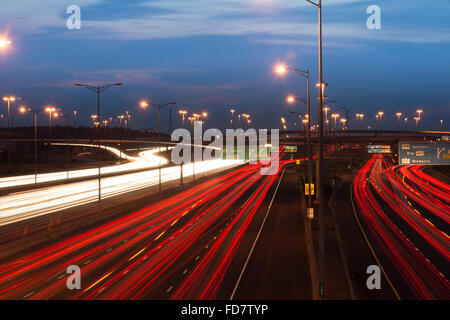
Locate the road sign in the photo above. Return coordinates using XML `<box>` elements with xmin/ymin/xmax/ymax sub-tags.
<box><xmin>399</xmin><ymin>142</ymin><xmax>450</xmax><ymax>165</ymax></box>
<box><xmin>307</xmin><ymin>208</ymin><xmax>314</xmax><ymax>219</ymax></box>
<box><xmin>285</xmin><ymin>146</ymin><xmax>298</xmax><ymax>153</ymax></box>
<box><xmin>305</xmin><ymin>183</ymin><xmax>315</xmax><ymax>196</ymax></box>
<box><xmin>368</xmin><ymin>145</ymin><xmax>391</xmax><ymax>154</ymax></box>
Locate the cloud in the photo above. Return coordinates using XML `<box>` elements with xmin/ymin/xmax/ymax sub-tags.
<box><xmin>1</xmin><ymin>0</ymin><xmax>449</xmax><ymax>45</ymax></box>
<box><xmin>0</xmin><ymin>0</ymin><xmax>102</xmax><ymax>34</ymax></box>
<box><xmin>31</xmin><ymin>66</ymin><xmax>243</xmax><ymax>93</ymax></box>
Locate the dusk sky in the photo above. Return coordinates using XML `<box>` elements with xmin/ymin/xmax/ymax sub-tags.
<box><xmin>0</xmin><ymin>0</ymin><xmax>449</xmax><ymax>131</ymax></box>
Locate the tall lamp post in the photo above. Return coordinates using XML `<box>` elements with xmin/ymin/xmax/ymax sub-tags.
<box><xmin>416</xmin><ymin>109</ymin><xmax>423</xmax><ymax>131</ymax></box>
<box><xmin>140</xmin><ymin>100</ymin><xmax>176</xmax><ymax>191</ymax></box>
<box><xmin>395</xmin><ymin>112</ymin><xmax>402</xmax><ymax>130</ymax></box>
<box><xmin>179</xmin><ymin>109</ymin><xmax>188</xmax><ymax>128</ymax></box>
<box><xmin>75</xmin><ymin>82</ymin><xmax>122</xmax><ymax>214</ymax></box>
<box><xmin>230</xmin><ymin>108</ymin><xmax>236</xmax><ymax>129</ymax></box>
<box><xmin>304</xmin><ymin>0</ymin><xmax>326</xmax><ymax>298</ymax></box>
<box><xmin>44</xmin><ymin>106</ymin><xmax>57</xmax><ymax>141</ymax></box>
<box><xmin>19</xmin><ymin>106</ymin><xmax>42</xmax><ymax>184</ymax></box>
<box><xmin>3</xmin><ymin>96</ymin><xmax>18</xmax><ymax>165</ymax></box>
<box><xmin>140</xmin><ymin>100</ymin><xmax>177</xmax><ymax>141</ymax></box>
<box><xmin>276</xmin><ymin>66</ymin><xmax>313</xmax><ymax>218</ymax></box>
<box><xmin>377</xmin><ymin>111</ymin><xmax>384</xmax><ymax>129</ymax></box>
<box><xmin>356</xmin><ymin>113</ymin><xmax>365</xmax><ymax>130</ymax></box>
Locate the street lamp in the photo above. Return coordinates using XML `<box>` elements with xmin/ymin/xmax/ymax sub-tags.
<box><xmin>416</xmin><ymin>109</ymin><xmax>423</xmax><ymax>131</ymax></box>
<box><xmin>331</xmin><ymin>113</ymin><xmax>340</xmax><ymax>130</ymax></box>
<box><xmin>404</xmin><ymin>117</ymin><xmax>408</xmax><ymax>130</ymax></box>
<box><xmin>440</xmin><ymin>119</ymin><xmax>444</xmax><ymax>130</ymax></box>
<box><xmin>202</xmin><ymin>112</ymin><xmax>208</xmax><ymax>128</ymax></box>
<box><xmin>140</xmin><ymin>100</ymin><xmax>176</xmax><ymax>191</ymax></box>
<box><xmin>275</xmin><ymin>65</ymin><xmax>313</xmax><ymax>218</ymax></box>
<box><xmin>3</xmin><ymin>95</ymin><xmax>18</xmax><ymax>165</ymax></box>
<box><xmin>356</xmin><ymin>113</ymin><xmax>365</xmax><ymax>129</ymax></box>
<box><xmin>414</xmin><ymin>117</ymin><xmax>420</xmax><ymax>131</ymax></box>
<box><xmin>396</xmin><ymin>112</ymin><xmax>402</xmax><ymax>130</ymax></box>
<box><xmin>378</xmin><ymin>111</ymin><xmax>384</xmax><ymax>129</ymax></box>
<box><xmin>45</xmin><ymin>106</ymin><xmax>57</xmax><ymax>140</ymax></box>
<box><xmin>179</xmin><ymin>109</ymin><xmax>188</xmax><ymax>128</ymax></box>
<box><xmin>142</xmin><ymin>101</ymin><xmax>177</xmax><ymax>142</ymax></box>
<box><xmin>230</xmin><ymin>108</ymin><xmax>236</xmax><ymax>129</ymax></box>
<box><xmin>19</xmin><ymin>106</ymin><xmax>42</xmax><ymax>184</ymax></box>
<box><xmin>340</xmin><ymin>118</ymin><xmax>347</xmax><ymax>130</ymax></box>
<box><xmin>75</xmin><ymin>82</ymin><xmax>123</xmax><ymax>215</ymax></box>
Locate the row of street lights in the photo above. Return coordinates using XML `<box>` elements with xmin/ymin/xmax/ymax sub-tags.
<box><xmin>229</xmin><ymin>109</ymin><xmax>251</xmax><ymax>129</ymax></box>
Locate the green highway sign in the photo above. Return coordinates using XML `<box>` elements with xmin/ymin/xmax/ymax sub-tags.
<box><xmin>399</xmin><ymin>142</ymin><xmax>450</xmax><ymax>165</ymax></box>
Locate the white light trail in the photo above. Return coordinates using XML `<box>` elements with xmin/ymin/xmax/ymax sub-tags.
<box><xmin>0</xmin><ymin>144</ymin><xmax>169</xmax><ymax>189</ymax></box>
<box><xmin>0</xmin><ymin>159</ymin><xmax>245</xmax><ymax>226</ymax></box>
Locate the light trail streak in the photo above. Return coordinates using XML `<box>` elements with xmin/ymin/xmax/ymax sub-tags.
<box><xmin>0</xmin><ymin>144</ymin><xmax>170</xmax><ymax>189</ymax></box>
<box><xmin>0</xmin><ymin>158</ymin><xmax>245</xmax><ymax>226</ymax></box>
<box><xmin>353</xmin><ymin>155</ymin><xmax>450</xmax><ymax>299</ymax></box>
<box><xmin>0</xmin><ymin>152</ymin><xmax>286</xmax><ymax>300</ymax></box>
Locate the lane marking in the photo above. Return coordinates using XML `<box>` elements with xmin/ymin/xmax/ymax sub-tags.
<box><xmin>23</xmin><ymin>292</ymin><xmax>34</xmax><ymax>299</ymax></box>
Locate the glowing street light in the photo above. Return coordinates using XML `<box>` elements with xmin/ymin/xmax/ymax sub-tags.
<box><xmin>140</xmin><ymin>100</ymin><xmax>149</xmax><ymax>109</ymax></box>
<box><xmin>331</xmin><ymin>113</ymin><xmax>340</xmax><ymax>129</ymax></box>
<box><xmin>287</xmin><ymin>95</ymin><xmax>296</xmax><ymax>104</ymax></box>
<box><xmin>19</xmin><ymin>106</ymin><xmax>43</xmax><ymax>184</ymax></box>
<box><xmin>275</xmin><ymin>64</ymin><xmax>288</xmax><ymax>75</ymax></box>
<box><xmin>416</xmin><ymin>109</ymin><xmax>423</xmax><ymax>131</ymax></box>
<box><xmin>355</xmin><ymin>113</ymin><xmax>365</xmax><ymax>130</ymax></box>
<box><xmin>340</xmin><ymin>118</ymin><xmax>347</xmax><ymax>130</ymax></box>
<box><xmin>45</xmin><ymin>106</ymin><xmax>57</xmax><ymax>140</ymax></box>
<box><xmin>230</xmin><ymin>108</ymin><xmax>236</xmax><ymax>129</ymax></box>
<box><xmin>414</xmin><ymin>117</ymin><xmax>420</xmax><ymax>131</ymax></box>
<box><xmin>178</xmin><ymin>109</ymin><xmax>188</xmax><ymax>128</ymax></box>
<box><xmin>395</xmin><ymin>112</ymin><xmax>402</xmax><ymax>130</ymax></box>
<box><xmin>274</xmin><ymin>63</ymin><xmax>313</xmax><ymax>215</ymax></box>
<box><xmin>0</xmin><ymin>38</ymin><xmax>12</xmax><ymax>50</ymax></box>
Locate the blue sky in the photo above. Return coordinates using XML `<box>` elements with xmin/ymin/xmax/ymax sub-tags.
<box><xmin>0</xmin><ymin>0</ymin><xmax>449</xmax><ymax>131</ymax></box>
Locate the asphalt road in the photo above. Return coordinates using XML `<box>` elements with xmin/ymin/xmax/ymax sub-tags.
<box><xmin>0</xmin><ymin>158</ymin><xmax>298</xmax><ymax>299</ymax></box>
<box><xmin>228</xmin><ymin>163</ymin><xmax>313</xmax><ymax>300</ymax></box>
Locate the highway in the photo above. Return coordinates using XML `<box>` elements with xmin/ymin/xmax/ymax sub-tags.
<box><xmin>0</xmin><ymin>157</ymin><xmax>244</xmax><ymax>226</ymax></box>
<box><xmin>352</xmin><ymin>155</ymin><xmax>450</xmax><ymax>299</ymax></box>
<box><xmin>0</xmin><ymin>144</ymin><xmax>169</xmax><ymax>189</ymax></box>
<box><xmin>0</xmin><ymin>153</ymin><xmax>291</xmax><ymax>300</ymax></box>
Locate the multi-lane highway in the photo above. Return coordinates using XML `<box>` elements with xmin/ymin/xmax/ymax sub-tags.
<box><xmin>352</xmin><ymin>154</ymin><xmax>450</xmax><ymax>299</ymax></box>
<box><xmin>0</xmin><ymin>153</ymin><xmax>290</xmax><ymax>300</ymax></box>
<box><xmin>0</xmin><ymin>144</ymin><xmax>169</xmax><ymax>189</ymax></box>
